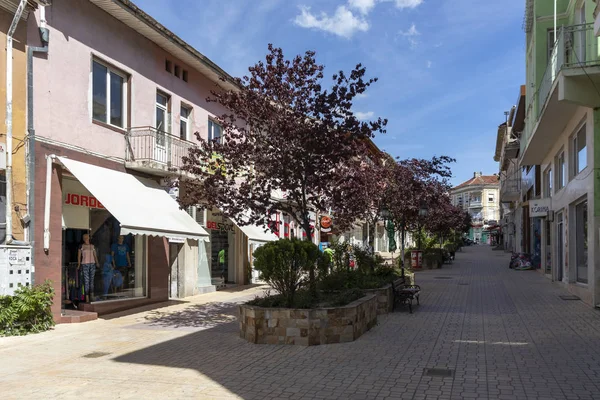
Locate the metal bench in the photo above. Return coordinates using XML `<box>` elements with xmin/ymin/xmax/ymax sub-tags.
<box><xmin>392</xmin><ymin>278</ymin><xmax>421</xmax><ymax>313</ymax></box>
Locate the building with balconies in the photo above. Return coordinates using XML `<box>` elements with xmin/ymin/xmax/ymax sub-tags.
<box><xmin>27</xmin><ymin>0</ymin><xmax>279</xmax><ymax>320</ymax></box>
<box><xmin>521</xmin><ymin>0</ymin><xmax>598</xmax><ymax>306</ymax></box>
<box><xmin>451</xmin><ymin>173</ymin><xmax>500</xmax><ymax>243</ymax></box>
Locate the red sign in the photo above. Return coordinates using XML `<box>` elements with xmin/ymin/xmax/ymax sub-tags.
<box><xmin>64</xmin><ymin>193</ymin><xmax>104</xmax><ymax>209</ymax></box>
<box><xmin>206</xmin><ymin>221</ymin><xmax>235</xmax><ymax>232</ymax></box>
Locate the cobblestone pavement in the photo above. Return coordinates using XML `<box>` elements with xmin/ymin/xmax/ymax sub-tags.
<box><xmin>2</xmin><ymin>246</ymin><xmax>600</xmax><ymax>400</ymax></box>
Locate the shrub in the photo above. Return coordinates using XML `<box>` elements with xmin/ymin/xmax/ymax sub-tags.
<box><xmin>0</xmin><ymin>281</ymin><xmax>55</xmax><ymax>337</ymax></box>
<box><xmin>253</xmin><ymin>239</ymin><xmax>320</xmax><ymax>307</ymax></box>
<box><xmin>423</xmin><ymin>248</ymin><xmax>443</xmax><ymax>268</ymax></box>
<box><xmin>327</xmin><ymin>288</ymin><xmax>365</xmax><ymax>307</ymax></box>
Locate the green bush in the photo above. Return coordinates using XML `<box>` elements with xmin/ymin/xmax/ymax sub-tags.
<box><xmin>253</xmin><ymin>239</ymin><xmax>320</xmax><ymax>307</ymax></box>
<box><xmin>247</xmin><ymin>288</ymin><xmax>365</xmax><ymax>309</ymax></box>
<box><xmin>423</xmin><ymin>248</ymin><xmax>443</xmax><ymax>268</ymax></box>
<box><xmin>0</xmin><ymin>281</ymin><xmax>55</xmax><ymax>337</ymax></box>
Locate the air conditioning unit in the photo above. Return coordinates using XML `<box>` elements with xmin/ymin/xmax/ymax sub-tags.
<box><xmin>0</xmin><ymin>246</ymin><xmax>33</xmax><ymax>296</ymax></box>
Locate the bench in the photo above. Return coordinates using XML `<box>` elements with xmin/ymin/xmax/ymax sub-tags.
<box><xmin>392</xmin><ymin>278</ymin><xmax>421</xmax><ymax>314</ymax></box>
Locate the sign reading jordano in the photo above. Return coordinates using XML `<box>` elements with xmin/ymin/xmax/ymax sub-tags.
<box><xmin>64</xmin><ymin>193</ymin><xmax>105</xmax><ymax>209</ymax></box>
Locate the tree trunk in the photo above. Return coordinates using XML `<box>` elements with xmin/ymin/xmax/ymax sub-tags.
<box><xmin>301</xmin><ymin>218</ymin><xmax>317</xmax><ymax>298</ymax></box>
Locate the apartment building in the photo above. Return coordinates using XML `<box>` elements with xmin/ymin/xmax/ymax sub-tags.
<box><xmin>24</xmin><ymin>0</ymin><xmax>278</xmax><ymax>319</ymax></box>
<box><xmin>521</xmin><ymin>0</ymin><xmax>598</xmax><ymax>306</ymax></box>
<box><xmin>451</xmin><ymin>173</ymin><xmax>500</xmax><ymax>243</ymax></box>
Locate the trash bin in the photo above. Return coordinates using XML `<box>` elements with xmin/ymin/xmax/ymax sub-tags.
<box><xmin>411</xmin><ymin>250</ymin><xmax>423</xmax><ymax>269</ymax></box>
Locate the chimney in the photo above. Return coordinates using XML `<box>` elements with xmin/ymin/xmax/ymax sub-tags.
<box><xmin>474</xmin><ymin>171</ymin><xmax>482</xmax><ymax>178</ymax></box>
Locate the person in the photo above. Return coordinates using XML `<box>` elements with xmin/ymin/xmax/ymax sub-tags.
<box><xmin>78</xmin><ymin>233</ymin><xmax>99</xmax><ymax>303</ymax></box>
<box><xmin>111</xmin><ymin>235</ymin><xmax>131</xmax><ymax>290</ymax></box>
<box><xmin>323</xmin><ymin>247</ymin><xmax>334</xmax><ymax>273</ymax></box>
<box><xmin>218</xmin><ymin>248</ymin><xmax>227</xmax><ymax>283</ymax></box>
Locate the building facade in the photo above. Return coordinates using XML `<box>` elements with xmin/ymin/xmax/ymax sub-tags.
<box><xmin>519</xmin><ymin>0</ymin><xmax>599</xmax><ymax>307</ymax></box>
<box><xmin>451</xmin><ymin>173</ymin><xmax>500</xmax><ymax>243</ymax></box>
<box><xmin>20</xmin><ymin>0</ymin><xmax>278</xmax><ymax>320</ymax></box>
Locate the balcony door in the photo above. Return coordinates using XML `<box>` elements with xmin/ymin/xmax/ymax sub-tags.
<box><xmin>574</xmin><ymin>2</ymin><xmax>586</xmax><ymax>65</ymax></box>
<box><xmin>155</xmin><ymin>92</ymin><xmax>171</xmax><ymax>164</ymax></box>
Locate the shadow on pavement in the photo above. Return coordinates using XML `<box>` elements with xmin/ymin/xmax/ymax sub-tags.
<box><xmin>100</xmin><ymin>299</ymin><xmax>189</xmax><ymax>320</ymax></box>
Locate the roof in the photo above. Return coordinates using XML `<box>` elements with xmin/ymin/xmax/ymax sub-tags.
<box><xmin>493</xmin><ymin>122</ymin><xmax>507</xmax><ymax>162</ymax></box>
<box><xmin>89</xmin><ymin>0</ymin><xmax>238</xmax><ymax>91</ymax></box>
<box><xmin>452</xmin><ymin>175</ymin><xmax>499</xmax><ymax>191</ymax></box>
<box><xmin>0</xmin><ymin>0</ymin><xmax>48</xmax><ymax>20</ymax></box>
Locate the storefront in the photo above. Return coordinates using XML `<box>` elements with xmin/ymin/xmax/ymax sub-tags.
<box><xmin>35</xmin><ymin>147</ymin><xmax>210</xmax><ymax>320</ymax></box>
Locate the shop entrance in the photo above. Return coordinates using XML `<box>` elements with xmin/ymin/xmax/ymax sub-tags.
<box><xmin>210</xmin><ymin>230</ymin><xmax>229</xmax><ymax>285</ymax></box>
<box><xmin>62</xmin><ymin>228</ymin><xmax>88</xmax><ymax>310</ymax></box>
<box><xmin>169</xmin><ymin>242</ymin><xmax>183</xmax><ymax>298</ymax></box>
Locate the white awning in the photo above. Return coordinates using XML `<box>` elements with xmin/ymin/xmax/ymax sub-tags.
<box><xmin>233</xmin><ymin>213</ymin><xmax>279</xmax><ymax>244</ymax></box>
<box><xmin>56</xmin><ymin>156</ymin><xmax>209</xmax><ymax>241</ymax></box>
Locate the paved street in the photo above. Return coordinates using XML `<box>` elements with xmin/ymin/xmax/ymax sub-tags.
<box><xmin>2</xmin><ymin>246</ymin><xmax>600</xmax><ymax>400</ymax></box>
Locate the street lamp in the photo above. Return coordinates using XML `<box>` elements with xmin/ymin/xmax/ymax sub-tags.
<box><xmin>417</xmin><ymin>201</ymin><xmax>429</xmax><ymax>249</ymax></box>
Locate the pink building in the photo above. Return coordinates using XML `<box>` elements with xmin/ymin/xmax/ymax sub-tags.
<box><xmin>27</xmin><ymin>0</ymin><xmax>276</xmax><ymax>321</ymax></box>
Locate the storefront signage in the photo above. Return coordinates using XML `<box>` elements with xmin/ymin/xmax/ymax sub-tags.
<box><xmin>64</xmin><ymin>193</ymin><xmax>105</xmax><ymax>209</ymax></box>
<box><xmin>206</xmin><ymin>220</ymin><xmax>235</xmax><ymax>232</ymax></box>
<box><xmin>320</xmin><ymin>215</ymin><xmax>332</xmax><ymax>233</ymax></box>
<box><xmin>168</xmin><ymin>236</ymin><xmax>186</xmax><ymax>243</ymax></box>
<box><xmin>530</xmin><ymin>199</ymin><xmax>551</xmax><ymax>218</ymax></box>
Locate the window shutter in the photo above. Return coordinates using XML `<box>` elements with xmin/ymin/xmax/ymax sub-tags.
<box><xmin>195</xmin><ymin>207</ymin><xmax>205</xmax><ymax>225</ymax></box>
<box><xmin>186</xmin><ymin>206</ymin><xmax>194</xmax><ymax>218</ymax></box>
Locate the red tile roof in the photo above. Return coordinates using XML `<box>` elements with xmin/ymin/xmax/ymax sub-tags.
<box><xmin>453</xmin><ymin>175</ymin><xmax>499</xmax><ymax>190</ymax></box>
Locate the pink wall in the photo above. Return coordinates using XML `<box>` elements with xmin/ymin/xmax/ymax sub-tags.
<box><xmin>29</xmin><ymin>0</ymin><xmax>228</xmax><ymax>159</ymax></box>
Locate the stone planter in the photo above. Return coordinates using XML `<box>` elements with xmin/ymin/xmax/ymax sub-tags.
<box><xmin>364</xmin><ymin>277</ymin><xmax>409</xmax><ymax>315</ymax></box>
<box><xmin>239</xmin><ymin>294</ymin><xmax>377</xmax><ymax>346</ymax></box>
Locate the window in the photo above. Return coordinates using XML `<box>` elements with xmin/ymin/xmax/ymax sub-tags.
<box><xmin>92</xmin><ymin>60</ymin><xmax>127</xmax><ymax>128</ymax></box>
<box><xmin>573</xmin><ymin>124</ymin><xmax>587</xmax><ymax>175</ymax></box>
<box><xmin>543</xmin><ymin>167</ymin><xmax>552</xmax><ymax>197</ymax></box>
<box><xmin>208</xmin><ymin>120</ymin><xmax>222</xmax><ymax>143</ymax></box>
<box><xmin>180</xmin><ymin>105</ymin><xmax>191</xmax><ymax>141</ymax></box>
<box><xmin>488</xmin><ymin>193</ymin><xmax>495</xmax><ymax>203</ymax></box>
<box><xmin>575</xmin><ymin>199</ymin><xmax>588</xmax><ymax>283</ymax></box>
<box><xmin>156</xmin><ymin>91</ymin><xmax>171</xmax><ymax>146</ymax></box>
<box><xmin>547</xmin><ymin>29</ymin><xmax>556</xmax><ymax>63</ymax></box>
<box><xmin>174</xmin><ymin>65</ymin><xmax>181</xmax><ymax>78</ymax></box>
<box><xmin>165</xmin><ymin>59</ymin><xmax>172</xmax><ymax>73</ymax></box>
<box><xmin>182</xmin><ymin>70</ymin><xmax>189</xmax><ymax>82</ymax></box>
<box><xmin>555</xmin><ymin>151</ymin><xmax>566</xmax><ymax>190</ymax></box>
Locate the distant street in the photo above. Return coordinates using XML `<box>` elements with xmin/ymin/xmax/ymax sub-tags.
<box><xmin>2</xmin><ymin>246</ymin><xmax>600</xmax><ymax>400</ymax></box>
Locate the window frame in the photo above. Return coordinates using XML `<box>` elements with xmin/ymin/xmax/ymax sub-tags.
<box><xmin>543</xmin><ymin>166</ymin><xmax>553</xmax><ymax>198</ymax></box>
<box><xmin>91</xmin><ymin>58</ymin><xmax>128</xmax><ymax>129</ymax></box>
<box><xmin>179</xmin><ymin>104</ymin><xmax>192</xmax><ymax>141</ymax></box>
<box><xmin>572</xmin><ymin>123</ymin><xmax>587</xmax><ymax>176</ymax></box>
<box><xmin>555</xmin><ymin>150</ymin><xmax>566</xmax><ymax>190</ymax></box>
<box><xmin>208</xmin><ymin>119</ymin><xmax>223</xmax><ymax>144</ymax></box>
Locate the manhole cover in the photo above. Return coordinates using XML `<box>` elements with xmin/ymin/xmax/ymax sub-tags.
<box><xmin>559</xmin><ymin>295</ymin><xmax>580</xmax><ymax>301</ymax></box>
<box><xmin>82</xmin><ymin>351</ymin><xmax>111</xmax><ymax>358</ymax></box>
<box><xmin>424</xmin><ymin>368</ymin><xmax>453</xmax><ymax>377</ymax></box>
<box><xmin>458</xmin><ymin>283</ymin><xmax>470</xmax><ymax>286</ymax></box>
<box><xmin>434</xmin><ymin>277</ymin><xmax>454</xmax><ymax>280</ymax></box>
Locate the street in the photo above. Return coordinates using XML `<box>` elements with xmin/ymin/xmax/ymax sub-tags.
<box><xmin>2</xmin><ymin>246</ymin><xmax>600</xmax><ymax>400</ymax></box>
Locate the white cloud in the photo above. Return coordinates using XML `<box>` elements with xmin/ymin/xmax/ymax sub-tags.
<box><xmin>355</xmin><ymin>93</ymin><xmax>369</xmax><ymax>99</ymax></box>
<box><xmin>427</xmin><ymin>60</ymin><xmax>432</xmax><ymax>68</ymax></box>
<box><xmin>394</xmin><ymin>0</ymin><xmax>424</xmax><ymax>9</ymax></box>
<box><xmin>399</xmin><ymin>23</ymin><xmax>420</xmax><ymax>48</ymax></box>
<box><xmin>294</xmin><ymin>5</ymin><xmax>369</xmax><ymax>38</ymax></box>
<box><xmin>355</xmin><ymin>111</ymin><xmax>375</xmax><ymax>120</ymax></box>
<box><xmin>349</xmin><ymin>0</ymin><xmax>376</xmax><ymax>15</ymax></box>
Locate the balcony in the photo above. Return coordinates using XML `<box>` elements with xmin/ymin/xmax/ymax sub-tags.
<box><xmin>521</xmin><ymin>23</ymin><xmax>600</xmax><ymax>165</ymax></box>
<box><xmin>125</xmin><ymin>127</ymin><xmax>197</xmax><ymax>176</ymax></box>
<box><xmin>500</xmin><ymin>177</ymin><xmax>521</xmax><ymax>203</ymax></box>
<box><xmin>468</xmin><ymin>201</ymin><xmax>482</xmax><ymax>208</ymax></box>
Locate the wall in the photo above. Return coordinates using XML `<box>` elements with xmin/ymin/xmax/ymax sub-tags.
<box><xmin>0</xmin><ymin>9</ymin><xmax>28</xmax><ymax>241</ymax></box>
<box><xmin>540</xmin><ymin>106</ymin><xmax>596</xmax><ymax>304</ymax></box>
<box><xmin>29</xmin><ymin>0</ymin><xmax>228</xmax><ymax>160</ymax></box>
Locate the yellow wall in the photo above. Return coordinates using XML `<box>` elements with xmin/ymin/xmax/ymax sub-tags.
<box><xmin>0</xmin><ymin>9</ymin><xmax>28</xmax><ymax>240</ymax></box>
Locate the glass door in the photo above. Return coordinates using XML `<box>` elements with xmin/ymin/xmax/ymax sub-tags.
<box><xmin>556</xmin><ymin>212</ymin><xmax>563</xmax><ymax>282</ymax></box>
<box><xmin>155</xmin><ymin>92</ymin><xmax>170</xmax><ymax>163</ymax></box>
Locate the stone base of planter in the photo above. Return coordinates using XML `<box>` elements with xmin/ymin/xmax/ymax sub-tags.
<box><xmin>364</xmin><ymin>277</ymin><xmax>411</xmax><ymax>315</ymax></box>
<box><xmin>239</xmin><ymin>294</ymin><xmax>377</xmax><ymax>346</ymax></box>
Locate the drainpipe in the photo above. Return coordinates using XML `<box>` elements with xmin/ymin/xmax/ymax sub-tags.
<box><xmin>26</xmin><ymin>6</ymin><xmax>50</xmax><ymax>267</ymax></box>
<box><xmin>43</xmin><ymin>154</ymin><xmax>55</xmax><ymax>251</ymax></box>
<box><xmin>4</xmin><ymin>0</ymin><xmax>27</xmax><ymax>245</ymax></box>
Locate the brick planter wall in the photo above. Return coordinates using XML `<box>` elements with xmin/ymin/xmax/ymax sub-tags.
<box><xmin>364</xmin><ymin>277</ymin><xmax>411</xmax><ymax>315</ymax></box>
<box><xmin>239</xmin><ymin>294</ymin><xmax>378</xmax><ymax>346</ymax></box>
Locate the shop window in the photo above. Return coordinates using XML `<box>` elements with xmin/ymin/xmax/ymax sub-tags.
<box><xmin>575</xmin><ymin>199</ymin><xmax>588</xmax><ymax>283</ymax></box>
<box><xmin>92</xmin><ymin>59</ymin><xmax>128</xmax><ymax>129</ymax></box>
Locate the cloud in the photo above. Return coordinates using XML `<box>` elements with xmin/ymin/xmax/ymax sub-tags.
<box><xmin>394</xmin><ymin>0</ymin><xmax>424</xmax><ymax>9</ymax></box>
<box><xmin>355</xmin><ymin>111</ymin><xmax>375</xmax><ymax>120</ymax></box>
<box><xmin>349</xmin><ymin>0</ymin><xmax>376</xmax><ymax>15</ymax></box>
<box><xmin>355</xmin><ymin>93</ymin><xmax>369</xmax><ymax>99</ymax></box>
<box><xmin>399</xmin><ymin>23</ymin><xmax>420</xmax><ymax>48</ymax></box>
<box><xmin>427</xmin><ymin>60</ymin><xmax>432</xmax><ymax>68</ymax></box>
<box><xmin>294</xmin><ymin>5</ymin><xmax>369</xmax><ymax>38</ymax></box>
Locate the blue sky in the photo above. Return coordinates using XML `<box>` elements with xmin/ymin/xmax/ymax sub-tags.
<box><xmin>135</xmin><ymin>0</ymin><xmax>525</xmax><ymax>186</ymax></box>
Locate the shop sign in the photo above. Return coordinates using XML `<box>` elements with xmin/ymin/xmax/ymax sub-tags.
<box><xmin>206</xmin><ymin>220</ymin><xmax>235</xmax><ymax>232</ymax></box>
<box><xmin>530</xmin><ymin>199</ymin><xmax>551</xmax><ymax>218</ymax></box>
<box><xmin>320</xmin><ymin>215</ymin><xmax>332</xmax><ymax>233</ymax></box>
<box><xmin>168</xmin><ymin>236</ymin><xmax>186</xmax><ymax>243</ymax></box>
<box><xmin>64</xmin><ymin>193</ymin><xmax>105</xmax><ymax>209</ymax></box>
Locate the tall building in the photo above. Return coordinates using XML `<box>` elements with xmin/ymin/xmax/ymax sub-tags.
<box><xmin>451</xmin><ymin>173</ymin><xmax>500</xmax><ymax>243</ymax></box>
<box><xmin>521</xmin><ymin>0</ymin><xmax>598</xmax><ymax>306</ymax></box>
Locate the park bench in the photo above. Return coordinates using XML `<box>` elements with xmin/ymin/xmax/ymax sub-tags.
<box><xmin>392</xmin><ymin>277</ymin><xmax>421</xmax><ymax>314</ymax></box>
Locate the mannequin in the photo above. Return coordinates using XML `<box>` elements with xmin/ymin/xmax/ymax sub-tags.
<box><xmin>111</xmin><ymin>235</ymin><xmax>131</xmax><ymax>290</ymax></box>
<box><xmin>78</xmin><ymin>233</ymin><xmax>99</xmax><ymax>303</ymax></box>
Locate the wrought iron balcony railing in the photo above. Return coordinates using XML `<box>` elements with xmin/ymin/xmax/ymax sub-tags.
<box><xmin>125</xmin><ymin>126</ymin><xmax>197</xmax><ymax>171</ymax></box>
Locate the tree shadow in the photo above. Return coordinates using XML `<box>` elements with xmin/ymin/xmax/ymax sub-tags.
<box><xmin>100</xmin><ymin>299</ymin><xmax>189</xmax><ymax>320</ymax></box>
